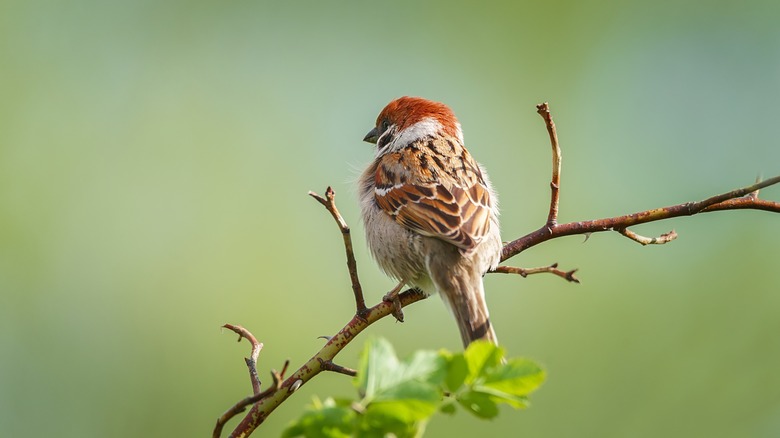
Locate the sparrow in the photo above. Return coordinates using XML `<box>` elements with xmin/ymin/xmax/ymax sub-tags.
<box><xmin>358</xmin><ymin>96</ymin><xmax>502</xmax><ymax>347</ymax></box>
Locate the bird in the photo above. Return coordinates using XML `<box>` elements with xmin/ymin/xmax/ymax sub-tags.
<box><xmin>358</xmin><ymin>96</ymin><xmax>502</xmax><ymax>347</ymax></box>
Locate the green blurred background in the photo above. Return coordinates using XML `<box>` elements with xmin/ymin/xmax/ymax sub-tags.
<box><xmin>1</xmin><ymin>1</ymin><xmax>779</xmax><ymax>436</ymax></box>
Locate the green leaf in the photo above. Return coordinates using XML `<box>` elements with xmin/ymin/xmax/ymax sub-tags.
<box><xmin>481</xmin><ymin>358</ymin><xmax>546</xmax><ymax>397</ymax></box>
<box><xmin>359</xmin><ymin>402</ymin><xmax>428</xmax><ymax>438</ymax></box>
<box><xmin>439</xmin><ymin>401</ymin><xmax>457</xmax><ymax>415</ymax></box>
<box><xmin>456</xmin><ymin>345</ymin><xmax>546</xmax><ymax>418</ymax></box>
<box><xmin>463</xmin><ymin>341</ymin><xmax>505</xmax><ymax>382</ymax></box>
<box><xmin>282</xmin><ymin>397</ymin><xmax>356</xmax><ymax>438</ymax></box>
<box><xmin>373</xmin><ymin>380</ymin><xmax>440</xmax><ymax>412</ymax></box>
<box><xmin>354</xmin><ymin>337</ymin><xmax>400</xmax><ymax>399</ymax></box>
<box><xmin>444</xmin><ymin>352</ymin><xmax>468</xmax><ymax>392</ymax></box>
<box><xmin>457</xmin><ymin>390</ymin><xmax>500</xmax><ymax>419</ymax></box>
<box><xmin>355</xmin><ymin>411</ymin><xmax>426</xmax><ymax>438</ymax></box>
<box><xmin>350</xmin><ymin>338</ymin><xmax>449</xmax><ymax>436</ymax></box>
<box><xmin>356</xmin><ymin>338</ymin><xmax>446</xmax><ymax>407</ymax></box>
<box><xmin>470</xmin><ymin>386</ymin><xmax>529</xmax><ymax>409</ymax></box>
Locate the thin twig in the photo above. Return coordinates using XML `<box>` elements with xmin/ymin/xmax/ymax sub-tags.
<box><xmin>493</xmin><ymin>264</ymin><xmax>580</xmax><ymax>283</ymax></box>
<box><xmin>309</xmin><ymin>187</ymin><xmax>368</xmax><ymax>315</ymax></box>
<box><xmin>537</xmin><ymin>103</ymin><xmax>562</xmax><ymax>227</ymax></box>
<box><xmin>319</xmin><ymin>359</ymin><xmax>358</xmax><ymax>377</ymax></box>
<box><xmin>701</xmin><ymin>195</ymin><xmax>780</xmax><ymax>213</ymax></box>
<box><xmin>279</xmin><ymin>360</ymin><xmax>290</xmax><ymax>380</ymax></box>
<box><xmin>616</xmin><ymin>228</ymin><xmax>678</xmax><ymax>246</ymax></box>
<box><xmin>222</xmin><ymin>324</ymin><xmax>263</xmax><ymax>393</ymax></box>
<box><xmin>214</xmin><ymin>325</ymin><xmax>273</xmax><ymax>438</ymax></box>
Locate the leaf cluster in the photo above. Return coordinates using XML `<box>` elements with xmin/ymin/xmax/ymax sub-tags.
<box><xmin>284</xmin><ymin>338</ymin><xmax>545</xmax><ymax>438</ymax></box>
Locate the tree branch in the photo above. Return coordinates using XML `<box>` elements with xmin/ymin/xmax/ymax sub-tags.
<box><xmin>319</xmin><ymin>359</ymin><xmax>358</xmax><ymax>377</ymax></box>
<box><xmin>500</xmin><ymin>174</ymin><xmax>780</xmax><ymax>261</ymax></box>
<box><xmin>213</xmin><ymin>324</ymin><xmax>271</xmax><ymax>438</ymax></box>
<box><xmin>493</xmin><ymin>263</ymin><xmax>580</xmax><ymax>283</ymax></box>
<box><xmin>309</xmin><ymin>187</ymin><xmax>368</xmax><ymax>315</ymax></box>
<box><xmin>537</xmin><ymin>103</ymin><xmax>562</xmax><ymax>227</ymax></box>
<box><xmin>217</xmin><ymin>288</ymin><xmax>427</xmax><ymax>437</ymax></box>
<box><xmin>215</xmin><ymin>102</ymin><xmax>780</xmax><ymax>437</ymax></box>
<box><xmin>225</xmin><ymin>324</ymin><xmax>263</xmax><ymax>393</ymax></box>
<box><xmin>615</xmin><ymin>228</ymin><xmax>678</xmax><ymax>246</ymax></box>
<box><xmin>498</xmin><ymin>103</ymin><xmax>780</xmax><ymax>262</ymax></box>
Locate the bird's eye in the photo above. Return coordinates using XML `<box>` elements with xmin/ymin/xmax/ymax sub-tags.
<box><xmin>380</xmin><ymin>119</ymin><xmax>390</xmax><ymax>132</ymax></box>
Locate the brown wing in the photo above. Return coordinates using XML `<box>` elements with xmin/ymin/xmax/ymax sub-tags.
<box><xmin>373</xmin><ymin>138</ymin><xmax>493</xmax><ymax>253</ymax></box>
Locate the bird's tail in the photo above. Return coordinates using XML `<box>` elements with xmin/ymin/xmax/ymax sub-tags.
<box><xmin>438</xmin><ymin>273</ymin><xmax>498</xmax><ymax>348</ymax></box>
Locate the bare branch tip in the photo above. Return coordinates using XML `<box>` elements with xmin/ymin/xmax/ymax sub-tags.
<box><xmin>491</xmin><ymin>263</ymin><xmax>579</xmax><ymax>284</ymax></box>
<box><xmin>566</xmin><ymin>269</ymin><xmax>580</xmax><ymax>283</ymax></box>
<box><xmin>222</xmin><ymin>323</ymin><xmax>247</xmax><ymax>340</ymax></box>
<box><xmin>617</xmin><ymin>227</ymin><xmax>678</xmax><ymax>246</ymax></box>
<box><xmin>320</xmin><ymin>358</ymin><xmax>359</xmax><ymax>377</ymax></box>
<box><xmin>308</xmin><ymin>190</ymin><xmax>328</xmax><ymax>206</ymax></box>
<box><xmin>662</xmin><ymin>230</ymin><xmax>678</xmax><ymax>240</ymax></box>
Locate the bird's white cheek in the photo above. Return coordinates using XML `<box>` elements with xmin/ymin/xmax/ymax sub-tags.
<box><xmin>455</xmin><ymin>122</ymin><xmax>464</xmax><ymax>144</ymax></box>
<box><xmin>388</xmin><ymin>118</ymin><xmax>443</xmax><ymax>152</ymax></box>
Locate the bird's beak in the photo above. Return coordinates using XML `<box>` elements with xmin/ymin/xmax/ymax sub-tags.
<box><xmin>363</xmin><ymin>127</ymin><xmax>379</xmax><ymax>144</ymax></box>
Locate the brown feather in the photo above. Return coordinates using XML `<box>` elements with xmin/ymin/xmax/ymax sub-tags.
<box><xmin>374</xmin><ymin>136</ymin><xmax>493</xmax><ymax>253</ymax></box>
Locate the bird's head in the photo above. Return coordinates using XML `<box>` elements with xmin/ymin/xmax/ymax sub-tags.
<box><xmin>363</xmin><ymin>97</ymin><xmax>464</xmax><ymax>155</ymax></box>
